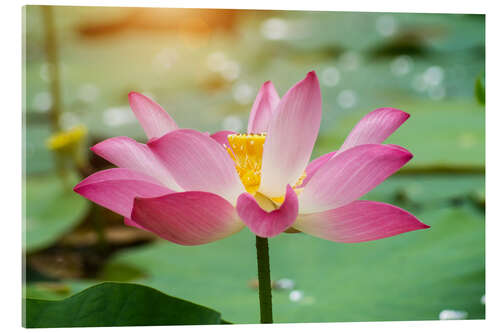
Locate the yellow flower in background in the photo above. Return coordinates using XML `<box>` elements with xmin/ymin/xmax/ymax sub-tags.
<box><xmin>46</xmin><ymin>125</ymin><xmax>87</xmax><ymax>152</ymax></box>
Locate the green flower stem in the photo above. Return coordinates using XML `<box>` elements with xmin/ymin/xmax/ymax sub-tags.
<box><xmin>42</xmin><ymin>6</ymin><xmax>70</xmax><ymax>187</ymax></box>
<box><xmin>41</xmin><ymin>5</ymin><xmax>62</xmax><ymax>133</ymax></box>
<box><xmin>255</xmin><ymin>236</ymin><xmax>273</xmax><ymax>324</ymax></box>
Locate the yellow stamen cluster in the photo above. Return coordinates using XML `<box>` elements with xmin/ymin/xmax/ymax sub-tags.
<box><xmin>227</xmin><ymin>133</ymin><xmax>266</xmax><ymax>194</ymax></box>
<box><xmin>226</xmin><ymin>133</ymin><xmax>307</xmax><ymax>200</ymax></box>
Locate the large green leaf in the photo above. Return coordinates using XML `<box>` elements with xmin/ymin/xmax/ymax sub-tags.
<box><xmin>24</xmin><ymin>124</ymin><xmax>55</xmax><ymax>175</ymax></box>
<box><xmin>24</xmin><ymin>282</ymin><xmax>223</xmax><ymax>327</ymax></box>
<box><xmin>98</xmin><ymin>206</ymin><xmax>484</xmax><ymax>323</ymax></box>
<box><xmin>363</xmin><ymin>174</ymin><xmax>485</xmax><ymax>205</ymax></box>
<box><xmin>24</xmin><ymin>172</ymin><xmax>90</xmax><ymax>252</ymax></box>
<box><xmin>314</xmin><ymin>100</ymin><xmax>485</xmax><ymax>169</ymax></box>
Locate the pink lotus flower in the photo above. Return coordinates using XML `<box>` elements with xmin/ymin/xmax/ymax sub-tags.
<box><xmin>74</xmin><ymin>71</ymin><xmax>429</xmax><ymax>245</ymax></box>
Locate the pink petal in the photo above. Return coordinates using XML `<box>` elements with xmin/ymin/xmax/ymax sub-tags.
<box><xmin>128</xmin><ymin>92</ymin><xmax>178</xmax><ymax>140</ymax></box>
<box><xmin>73</xmin><ymin>168</ymin><xmax>173</xmax><ymax>218</ymax></box>
<box><xmin>131</xmin><ymin>191</ymin><xmax>243</xmax><ymax>245</ymax></box>
<box><xmin>300</xmin><ymin>151</ymin><xmax>336</xmax><ymax>187</ymax></box>
<box><xmin>299</xmin><ymin>144</ymin><xmax>413</xmax><ymax>214</ymax></box>
<box><xmin>247</xmin><ymin>81</ymin><xmax>280</xmax><ymax>134</ymax></box>
<box><xmin>148</xmin><ymin>129</ymin><xmax>245</xmax><ymax>204</ymax></box>
<box><xmin>337</xmin><ymin>108</ymin><xmax>410</xmax><ymax>154</ymax></box>
<box><xmin>236</xmin><ymin>185</ymin><xmax>299</xmax><ymax>238</ymax></box>
<box><xmin>91</xmin><ymin>136</ymin><xmax>182</xmax><ymax>191</ymax></box>
<box><xmin>259</xmin><ymin>71</ymin><xmax>322</xmax><ymax>198</ymax></box>
<box><xmin>294</xmin><ymin>200</ymin><xmax>430</xmax><ymax>243</ymax></box>
<box><xmin>210</xmin><ymin>130</ymin><xmax>236</xmax><ymax>147</ymax></box>
<box><xmin>124</xmin><ymin>217</ymin><xmax>149</xmax><ymax>231</ymax></box>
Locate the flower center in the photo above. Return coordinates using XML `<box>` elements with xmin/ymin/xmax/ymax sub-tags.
<box><xmin>227</xmin><ymin>133</ymin><xmax>266</xmax><ymax>195</ymax></box>
<box><xmin>226</xmin><ymin>133</ymin><xmax>307</xmax><ymax>200</ymax></box>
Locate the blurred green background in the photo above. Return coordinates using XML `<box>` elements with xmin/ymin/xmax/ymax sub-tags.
<box><xmin>23</xmin><ymin>6</ymin><xmax>485</xmax><ymax>324</ymax></box>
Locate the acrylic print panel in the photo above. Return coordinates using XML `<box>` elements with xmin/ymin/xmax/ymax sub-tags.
<box><xmin>22</xmin><ymin>5</ymin><xmax>485</xmax><ymax>327</ymax></box>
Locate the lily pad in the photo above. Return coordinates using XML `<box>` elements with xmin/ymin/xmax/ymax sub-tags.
<box><xmin>99</xmin><ymin>203</ymin><xmax>484</xmax><ymax>323</ymax></box>
<box><xmin>24</xmin><ymin>282</ymin><xmax>223</xmax><ymax>327</ymax></box>
<box><xmin>363</xmin><ymin>174</ymin><xmax>485</xmax><ymax>206</ymax></box>
<box><xmin>24</xmin><ymin>171</ymin><xmax>90</xmax><ymax>252</ymax></box>
<box><xmin>24</xmin><ymin>280</ymin><xmax>96</xmax><ymax>301</ymax></box>
<box><xmin>25</xmin><ymin>124</ymin><xmax>55</xmax><ymax>175</ymax></box>
<box><xmin>314</xmin><ymin>100</ymin><xmax>485</xmax><ymax>170</ymax></box>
